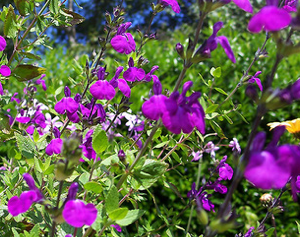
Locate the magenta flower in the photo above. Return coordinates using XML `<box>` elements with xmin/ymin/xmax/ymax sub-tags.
<box><xmin>46</xmin><ymin>127</ymin><xmax>63</xmax><ymax>156</ymax></box>
<box><xmin>8</xmin><ymin>191</ymin><xmax>38</xmax><ymax>216</ymax></box>
<box><xmin>142</xmin><ymin>80</ymin><xmax>205</xmax><ymax>134</ymax></box>
<box><xmin>248</xmin><ymin>6</ymin><xmax>292</xmax><ymax>33</ymax></box>
<box><xmin>217</xmin><ymin>156</ymin><xmax>233</xmax><ymax>180</ymax></box>
<box><xmin>232</xmin><ymin>0</ymin><xmax>252</xmax><ymax>12</ymax></box>
<box><xmin>244</xmin><ymin>127</ymin><xmax>300</xmax><ymax>201</ymax></box>
<box><xmin>0</xmin><ymin>36</ymin><xmax>6</xmax><ymax>51</ymax></box>
<box><xmin>248</xmin><ymin>71</ymin><xmax>263</xmax><ymax>91</ymax></box>
<box><xmin>0</xmin><ymin>65</ymin><xmax>11</xmax><ymax>77</ymax></box>
<box><xmin>197</xmin><ymin>22</ymin><xmax>236</xmax><ymax>63</ymax></box>
<box><xmin>111</xmin><ymin>22</ymin><xmax>136</xmax><ymax>54</ymax></box>
<box><xmin>283</xmin><ymin>0</ymin><xmax>297</xmax><ymax>12</ymax></box>
<box><xmin>111</xmin><ymin>224</ymin><xmax>122</xmax><ymax>232</ymax></box>
<box><xmin>123</xmin><ymin>58</ymin><xmax>145</xmax><ymax>82</ymax></box>
<box><xmin>90</xmin><ymin>67</ymin><xmax>116</xmax><ymax>100</ymax></box>
<box><xmin>36</xmin><ymin>74</ymin><xmax>47</xmax><ymax>91</ymax></box>
<box><xmin>62</xmin><ymin>200</ymin><xmax>98</xmax><ymax>228</ymax></box>
<box><xmin>8</xmin><ymin>173</ymin><xmax>43</xmax><ymax>216</ymax></box>
<box><xmin>55</xmin><ymin>86</ymin><xmax>79</xmax><ymax>116</ymax></box>
<box><xmin>160</xmin><ymin>0</ymin><xmax>181</xmax><ymax>13</ymax></box>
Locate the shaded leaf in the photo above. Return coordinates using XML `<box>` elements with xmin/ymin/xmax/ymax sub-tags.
<box><xmin>49</xmin><ymin>0</ymin><xmax>59</xmax><ymax>14</ymax></box>
<box><xmin>61</xmin><ymin>8</ymin><xmax>85</xmax><ymax>25</ymax></box>
<box><xmin>209</xmin><ymin>120</ymin><xmax>227</xmax><ymax>139</ymax></box>
<box><xmin>116</xmin><ymin>209</ymin><xmax>145</xmax><ymax>226</ymax></box>
<box><xmin>109</xmin><ymin>208</ymin><xmax>128</xmax><ymax>221</ymax></box>
<box><xmin>13</xmin><ymin>65</ymin><xmax>46</xmax><ymax>81</ymax></box>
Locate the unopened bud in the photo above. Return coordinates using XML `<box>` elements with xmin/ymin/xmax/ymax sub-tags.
<box><xmin>260</xmin><ymin>193</ymin><xmax>273</xmax><ymax>207</ymax></box>
<box><xmin>197</xmin><ymin>208</ymin><xmax>208</xmax><ymax>225</ymax></box>
<box><xmin>176</xmin><ymin>43</ymin><xmax>185</xmax><ymax>60</ymax></box>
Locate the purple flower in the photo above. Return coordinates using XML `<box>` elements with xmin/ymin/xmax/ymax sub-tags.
<box><xmin>248</xmin><ymin>6</ymin><xmax>292</xmax><ymax>33</ymax></box>
<box><xmin>231</xmin><ymin>0</ymin><xmax>253</xmax><ymax>13</ymax></box>
<box><xmin>244</xmin><ymin>227</ymin><xmax>255</xmax><ymax>237</ymax></box>
<box><xmin>160</xmin><ymin>0</ymin><xmax>180</xmax><ymax>13</ymax></box>
<box><xmin>0</xmin><ymin>36</ymin><xmax>6</xmax><ymax>51</ymax></box>
<box><xmin>62</xmin><ymin>200</ymin><xmax>98</xmax><ymax>228</ymax></box>
<box><xmin>111</xmin><ymin>23</ymin><xmax>136</xmax><ymax>54</ymax></box>
<box><xmin>8</xmin><ymin>191</ymin><xmax>38</xmax><ymax>216</ymax></box>
<box><xmin>111</xmin><ymin>224</ymin><xmax>122</xmax><ymax>232</ymax></box>
<box><xmin>55</xmin><ymin>87</ymin><xmax>79</xmax><ymax>117</ymax></box>
<box><xmin>283</xmin><ymin>0</ymin><xmax>297</xmax><ymax>12</ymax></box>
<box><xmin>191</xmin><ymin>151</ymin><xmax>203</xmax><ymax>162</ymax></box>
<box><xmin>142</xmin><ymin>80</ymin><xmax>205</xmax><ymax>134</ymax></box>
<box><xmin>217</xmin><ymin>156</ymin><xmax>233</xmax><ymax>180</ymax></box>
<box><xmin>0</xmin><ymin>65</ymin><xmax>11</xmax><ymax>77</ymax></box>
<box><xmin>204</xmin><ymin>141</ymin><xmax>219</xmax><ymax>158</ymax></box>
<box><xmin>229</xmin><ymin>138</ymin><xmax>241</xmax><ymax>154</ymax></box>
<box><xmin>248</xmin><ymin>71</ymin><xmax>263</xmax><ymax>91</ymax></box>
<box><xmin>8</xmin><ymin>173</ymin><xmax>44</xmax><ymax>216</ymax></box>
<box><xmin>197</xmin><ymin>22</ymin><xmax>236</xmax><ymax>63</ymax></box>
<box><xmin>79</xmin><ymin>130</ymin><xmax>100</xmax><ymax>161</ymax></box>
<box><xmin>46</xmin><ymin>127</ymin><xmax>63</xmax><ymax>156</ymax></box>
<box><xmin>244</xmin><ymin>127</ymin><xmax>300</xmax><ymax>194</ymax></box>
<box><xmin>123</xmin><ymin>58</ymin><xmax>145</xmax><ymax>82</ymax></box>
<box><xmin>36</xmin><ymin>74</ymin><xmax>47</xmax><ymax>91</ymax></box>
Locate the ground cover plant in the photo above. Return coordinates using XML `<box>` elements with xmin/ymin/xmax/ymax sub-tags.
<box><xmin>0</xmin><ymin>0</ymin><xmax>300</xmax><ymax>236</ymax></box>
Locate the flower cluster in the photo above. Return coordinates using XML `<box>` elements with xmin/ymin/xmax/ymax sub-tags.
<box><xmin>142</xmin><ymin>79</ymin><xmax>205</xmax><ymax>134</ymax></box>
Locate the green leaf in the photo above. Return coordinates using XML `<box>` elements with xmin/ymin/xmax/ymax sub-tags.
<box><xmin>28</xmin><ymin>224</ymin><xmax>40</xmax><ymax>236</ymax></box>
<box><xmin>49</xmin><ymin>0</ymin><xmax>59</xmax><ymax>14</ymax></box>
<box><xmin>105</xmin><ymin>185</ymin><xmax>119</xmax><ymax>213</ymax></box>
<box><xmin>13</xmin><ymin>65</ymin><xmax>46</xmax><ymax>81</ymax></box>
<box><xmin>84</xmin><ymin>181</ymin><xmax>103</xmax><ymax>194</ymax></box>
<box><xmin>19</xmin><ymin>52</ymin><xmax>41</xmax><ymax>60</ymax></box>
<box><xmin>209</xmin><ymin>120</ymin><xmax>227</xmax><ymax>139</ymax></box>
<box><xmin>223</xmin><ymin>114</ymin><xmax>233</xmax><ymax>124</ymax></box>
<box><xmin>206</xmin><ymin>104</ymin><xmax>219</xmax><ymax>114</ymax></box>
<box><xmin>214</xmin><ymin>87</ymin><xmax>228</xmax><ymax>96</ymax></box>
<box><xmin>61</xmin><ymin>9</ymin><xmax>85</xmax><ymax>25</ymax></box>
<box><xmin>133</xmin><ymin>160</ymin><xmax>168</xmax><ymax>189</ymax></box>
<box><xmin>4</xmin><ymin>5</ymin><xmax>17</xmax><ymax>38</ymax></box>
<box><xmin>13</xmin><ymin>0</ymin><xmax>33</xmax><ymax>16</ymax></box>
<box><xmin>116</xmin><ymin>209</ymin><xmax>145</xmax><ymax>226</ymax></box>
<box><xmin>210</xmin><ymin>67</ymin><xmax>221</xmax><ymax>78</ymax></box>
<box><xmin>296</xmin><ymin>221</ymin><xmax>300</xmax><ymax>234</ymax></box>
<box><xmin>34</xmin><ymin>157</ymin><xmax>44</xmax><ymax>173</ymax></box>
<box><xmin>109</xmin><ymin>208</ymin><xmax>128</xmax><ymax>221</ymax></box>
<box><xmin>265</xmin><ymin>227</ymin><xmax>275</xmax><ymax>236</ymax></box>
<box><xmin>44</xmin><ymin>164</ymin><xmax>55</xmax><ymax>175</ymax></box>
<box><xmin>15</xmin><ymin>132</ymin><xmax>36</xmax><ymax>159</ymax></box>
<box><xmin>92</xmin><ymin>125</ymin><xmax>109</xmax><ymax>155</ymax></box>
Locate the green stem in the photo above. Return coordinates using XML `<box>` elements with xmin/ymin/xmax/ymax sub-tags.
<box><xmin>116</xmin><ymin>121</ymin><xmax>161</xmax><ymax>189</ymax></box>
<box><xmin>186</xmin><ymin>156</ymin><xmax>202</xmax><ymax>232</ymax></box>
<box><xmin>8</xmin><ymin>0</ymin><xmax>51</xmax><ymax>65</ymax></box>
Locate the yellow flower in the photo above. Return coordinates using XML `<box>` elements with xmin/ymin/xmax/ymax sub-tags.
<box><xmin>267</xmin><ymin>118</ymin><xmax>300</xmax><ymax>139</ymax></box>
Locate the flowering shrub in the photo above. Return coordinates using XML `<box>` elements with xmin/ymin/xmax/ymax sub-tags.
<box><xmin>0</xmin><ymin>0</ymin><xmax>300</xmax><ymax>236</ymax></box>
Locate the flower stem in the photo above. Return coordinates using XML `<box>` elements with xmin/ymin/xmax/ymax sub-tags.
<box><xmin>116</xmin><ymin>121</ymin><xmax>161</xmax><ymax>189</ymax></box>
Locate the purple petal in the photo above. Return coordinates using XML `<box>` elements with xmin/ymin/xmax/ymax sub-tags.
<box><xmin>65</xmin><ymin>97</ymin><xmax>78</xmax><ymax>114</ymax></box>
<box><xmin>111</xmin><ymin>224</ymin><xmax>122</xmax><ymax>232</ymax></box>
<box><xmin>46</xmin><ymin>138</ymin><xmax>63</xmax><ymax>156</ymax></box>
<box><xmin>111</xmin><ymin>33</ymin><xmax>136</xmax><ymax>54</ymax></box>
<box><xmin>0</xmin><ymin>83</ymin><xmax>3</xmax><ymax>95</ymax></box>
<box><xmin>142</xmin><ymin>95</ymin><xmax>167</xmax><ymax>120</ymax></box>
<box><xmin>0</xmin><ymin>36</ymin><xmax>6</xmax><ymax>51</ymax></box>
<box><xmin>8</xmin><ymin>191</ymin><xmax>37</xmax><ymax>216</ymax></box>
<box><xmin>63</xmin><ymin>200</ymin><xmax>98</xmax><ymax>228</ymax></box>
<box><xmin>232</xmin><ymin>0</ymin><xmax>253</xmax><ymax>13</ymax></box>
<box><xmin>248</xmin><ymin>6</ymin><xmax>292</xmax><ymax>33</ymax></box>
<box><xmin>244</xmin><ymin>150</ymin><xmax>291</xmax><ymax>189</ymax></box>
<box><xmin>118</xmin><ymin>79</ymin><xmax>131</xmax><ymax>97</ymax></box>
<box><xmin>219</xmin><ymin>163</ymin><xmax>233</xmax><ymax>180</ymax></box>
<box><xmin>0</xmin><ymin>65</ymin><xmax>11</xmax><ymax>77</ymax></box>
<box><xmin>123</xmin><ymin>67</ymin><xmax>145</xmax><ymax>82</ymax></box>
<box><xmin>55</xmin><ymin>98</ymin><xmax>67</xmax><ymax>114</ymax></box>
<box><xmin>90</xmin><ymin>80</ymin><xmax>116</xmax><ymax>100</ymax></box>
<box><xmin>16</xmin><ymin>116</ymin><xmax>31</xmax><ymax>123</ymax></box>
<box><xmin>161</xmin><ymin>0</ymin><xmax>181</xmax><ymax>13</ymax></box>
<box><xmin>216</xmin><ymin>36</ymin><xmax>236</xmax><ymax>63</ymax></box>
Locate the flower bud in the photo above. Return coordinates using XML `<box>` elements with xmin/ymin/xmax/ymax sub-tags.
<box><xmin>260</xmin><ymin>193</ymin><xmax>273</xmax><ymax>207</ymax></box>
<box><xmin>197</xmin><ymin>208</ymin><xmax>208</xmax><ymax>225</ymax></box>
<box><xmin>55</xmin><ymin>161</ymin><xmax>75</xmax><ymax>181</ymax></box>
<box><xmin>118</xmin><ymin>150</ymin><xmax>126</xmax><ymax>162</ymax></box>
<box><xmin>176</xmin><ymin>43</ymin><xmax>185</xmax><ymax>60</ymax></box>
